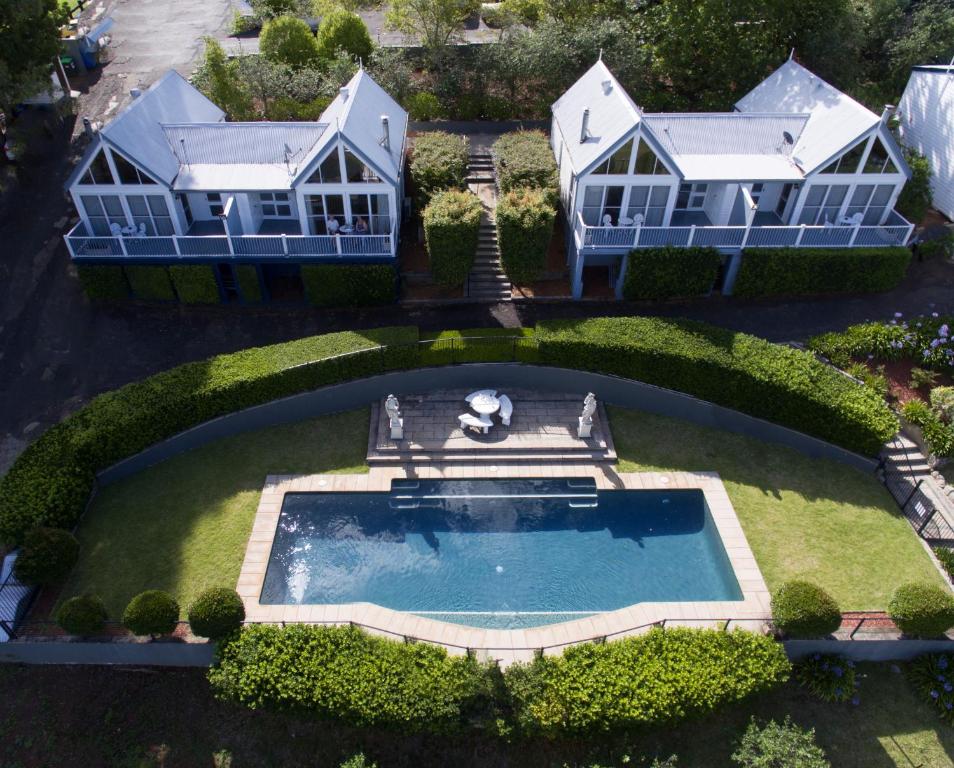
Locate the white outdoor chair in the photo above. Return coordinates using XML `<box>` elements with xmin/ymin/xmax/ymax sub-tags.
<box><xmin>632</xmin><ymin>213</ymin><xmax>644</xmax><ymax>227</ymax></box>
<box><xmin>602</xmin><ymin>214</ymin><xmax>614</xmax><ymax>227</ymax></box>
<box><xmin>465</xmin><ymin>389</ymin><xmax>496</xmax><ymax>403</ymax></box>
<box><xmin>618</xmin><ymin>216</ymin><xmax>634</xmax><ymax>227</ymax></box>
<box><xmin>498</xmin><ymin>394</ymin><xmax>513</xmax><ymax>426</ymax></box>
<box><xmin>459</xmin><ymin>413</ymin><xmax>493</xmax><ymax>434</ymax></box>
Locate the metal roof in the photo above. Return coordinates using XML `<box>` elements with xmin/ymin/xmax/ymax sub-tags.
<box><xmin>163</xmin><ymin>123</ymin><xmax>327</xmax><ymax>167</ymax></box>
<box><xmin>642</xmin><ymin>113</ymin><xmax>808</xmax><ymax>157</ymax></box>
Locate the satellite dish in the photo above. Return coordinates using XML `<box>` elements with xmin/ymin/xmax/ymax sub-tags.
<box><xmin>782</xmin><ymin>131</ymin><xmax>794</xmax><ymax>145</ymax></box>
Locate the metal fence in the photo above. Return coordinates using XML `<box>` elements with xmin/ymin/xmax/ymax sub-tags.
<box><xmin>0</xmin><ymin>566</ymin><xmax>36</xmax><ymax>642</ymax></box>
<box><xmin>877</xmin><ymin>453</ymin><xmax>954</xmax><ymax>543</ymax></box>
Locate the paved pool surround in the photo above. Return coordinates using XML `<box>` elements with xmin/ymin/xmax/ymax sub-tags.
<box><xmin>238</xmin><ymin>465</ymin><xmax>771</xmax><ymax>664</ymax></box>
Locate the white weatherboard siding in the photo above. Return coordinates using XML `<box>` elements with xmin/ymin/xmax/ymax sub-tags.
<box><xmin>899</xmin><ymin>66</ymin><xmax>954</xmax><ymax>220</ymax></box>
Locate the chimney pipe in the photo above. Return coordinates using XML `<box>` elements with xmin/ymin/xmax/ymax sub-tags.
<box><xmin>580</xmin><ymin>108</ymin><xmax>590</xmax><ymax>144</ymax></box>
<box><xmin>129</xmin><ymin>87</ymin><xmax>142</xmax><ymax>99</ymax></box>
<box><xmin>83</xmin><ymin>117</ymin><xmax>94</xmax><ymax>139</ymax></box>
<box><xmin>339</xmin><ymin>87</ymin><xmax>349</xmax><ymax>102</ymax></box>
<box><xmin>380</xmin><ymin>115</ymin><xmax>390</xmax><ymax>153</ymax></box>
<box><xmin>881</xmin><ymin>104</ymin><xmax>896</xmax><ymax>124</ymax></box>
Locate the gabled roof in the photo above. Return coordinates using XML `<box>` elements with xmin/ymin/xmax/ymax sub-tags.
<box><xmin>734</xmin><ymin>59</ymin><xmax>880</xmax><ymax>174</ymax></box>
<box><xmin>551</xmin><ymin>60</ymin><xmax>641</xmax><ymax>175</ymax></box>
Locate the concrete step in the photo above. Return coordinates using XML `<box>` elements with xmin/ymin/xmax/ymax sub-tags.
<box><xmin>470</xmin><ymin>276</ymin><xmax>510</xmax><ymax>286</ymax></box>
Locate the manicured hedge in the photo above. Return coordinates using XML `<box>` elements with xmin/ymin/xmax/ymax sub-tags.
<box><xmin>188</xmin><ymin>587</ymin><xmax>245</xmax><ymax>640</ymax></box>
<box><xmin>76</xmin><ymin>265</ymin><xmax>129</xmax><ymax>300</ymax></box>
<box><xmin>505</xmin><ymin>627</ymin><xmax>790</xmax><ymax>735</ymax></box>
<box><xmin>496</xmin><ymin>188</ymin><xmax>555</xmax><ymax>285</ymax></box>
<box><xmin>124</xmin><ymin>265</ymin><xmax>176</xmax><ymax>301</ymax></box>
<box><xmin>236</xmin><ymin>265</ymin><xmax>263</xmax><ymax>303</ymax></box>
<box><xmin>13</xmin><ymin>527</ymin><xmax>79</xmax><ymax>586</ymax></box>
<box><xmin>771</xmin><ymin>581</ymin><xmax>841</xmax><ymax>638</ymax></box>
<box><xmin>734</xmin><ymin>247</ymin><xmax>911</xmax><ymax>298</ymax></box>
<box><xmin>209</xmin><ymin>624</ymin><xmax>492</xmax><ymax>730</ymax></box>
<box><xmin>301</xmin><ymin>264</ymin><xmax>395</xmax><ymax>307</ymax></box>
<box><xmin>56</xmin><ymin>594</ymin><xmax>107</xmax><ymax>636</ymax></box>
<box><xmin>410</xmin><ymin>131</ymin><xmax>468</xmax><ymax>210</ymax></box>
<box><xmin>0</xmin><ymin>326</ymin><xmax>418</xmax><ymax>545</ymax></box>
<box><xmin>534</xmin><ymin>317</ymin><xmax>898</xmax><ymax>455</ymax></box>
<box><xmin>423</xmin><ymin>189</ymin><xmax>482</xmax><ymax>286</ymax></box>
<box><xmin>889</xmin><ymin>582</ymin><xmax>954</xmax><ymax>638</ymax></box>
<box><xmin>169</xmin><ymin>265</ymin><xmax>221</xmax><ymax>304</ymax></box>
<box><xmin>123</xmin><ymin>589</ymin><xmax>179</xmax><ymax>637</ymax></box>
<box><xmin>492</xmin><ymin>131</ymin><xmax>558</xmax><ymax>205</ymax></box>
<box><xmin>623</xmin><ymin>246</ymin><xmax>721</xmax><ymax>300</ymax></box>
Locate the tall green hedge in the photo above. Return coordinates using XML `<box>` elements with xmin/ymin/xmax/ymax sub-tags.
<box><xmin>423</xmin><ymin>189</ymin><xmax>482</xmax><ymax>286</ymax></box>
<box><xmin>496</xmin><ymin>188</ymin><xmax>555</xmax><ymax>284</ymax></box>
<box><xmin>733</xmin><ymin>247</ymin><xmax>911</xmax><ymax>298</ymax></box>
<box><xmin>124</xmin><ymin>265</ymin><xmax>176</xmax><ymax>301</ymax></box>
<box><xmin>0</xmin><ymin>326</ymin><xmax>417</xmax><ymax>545</ymax></box>
<box><xmin>410</xmin><ymin>131</ymin><xmax>468</xmax><ymax>211</ymax></box>
<box><xmin>534</xmin><ymin>317</ymin><xmax>898</xmax><ymax>455</ymax></box>
<box><xmin>301</xmin><ymin>264</ymin><xmax>395</xmax><ymax>307</ymax></box>
<box><xmin>236</xmin><ymin>265</ymin><xmax>263</xmax><ymax>303</ymax></box>
<box><xmin>169</xmin><ymin>265</ymin><xmax>220</xmax><ymax>304</ymax></box>
<box><xmin>76</xmin><ymin>265</ymin><xmax>129</xmax><ymax>300</ymax></box>
<box><xmin>492</xmin><ymin>130</ymin><xmax>558</xmax><ymax>205</ymax></box>
<box><xmin>623</xmin><ymin>246</ymin><xmax>721</xmax><ymax>300</ymax></box>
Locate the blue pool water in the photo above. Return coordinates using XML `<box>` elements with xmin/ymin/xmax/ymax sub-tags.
<box><xmin>260</xmin><ymin>479</ymin><xmax>743</xmax><ymax>628</ymax></box>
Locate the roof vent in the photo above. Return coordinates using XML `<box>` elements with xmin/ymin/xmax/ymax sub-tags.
<box><xmin>881</xmin><ymin>104</ymin><xmax>896</xmax><ymax>124</ymax></box>
<box><xmin>339</xmin><ymin>87</ymin><xmax>349</xmax><ymax>102</ymax></box>
<box><xmin>601</xmin><ymin>79</ymin><xmax>613</xmax><ymax>95</ymax></box>
<box><xmin>580</xmin><ymin>108</ymin><xmax>590</xmax><ymax>144</ymax></box>
<box><xmin>129</xmin><ymin>87</ymin><xmax>142</xmax><ymax>99</ymax></box>
<box><xmin>380</xmin><ymin>114</ymin><xmax>391</xmax><ymax>153</ymax></box>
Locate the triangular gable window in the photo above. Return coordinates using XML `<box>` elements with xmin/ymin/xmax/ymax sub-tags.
<box><xmin>112</xmin><ymin>151</ymin><xmax>158</xmax><ymax>185</ymax></box>
<box><xmin>344</xmin><ymin>148</ymin><xmax>381</xmax><ymax>182</ymax></box>
<box><xmin>634</xmin><ymin>138</ymin><xmax>669</xmax><ymax>175</ymax></box>
<box><xmin>79</xmin><ymin>149</ymin><xmax>116</xmax><ymax>185</ymax></box>
<box><xmin>863</xmin><ymin>137</ymin><xmax>898</xmax><ymax>174</ymax></box>
<box><xmin>819</xmin><ymin>140</ymin><xmax>866</xmax><ymax>174</ymax></box>
<box><xmin>593</xmin><ymin>138</ymin><xmax>633</xmax><ymax>175</ymax></box>
<box><xmin>306</xmin><ymin>147</ymin><xmax>342</xmax><ymax>184</ymax></box>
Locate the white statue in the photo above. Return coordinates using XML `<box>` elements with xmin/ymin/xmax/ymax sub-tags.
<box><xmin>385</xmin><ymin>394</ymin><xmax>403</xmax><ymax>440</ymax></box>
<box><xmin>578</xmin><ymin>392</ymin><xmax>596</xmax><ymax>438</ymax></box>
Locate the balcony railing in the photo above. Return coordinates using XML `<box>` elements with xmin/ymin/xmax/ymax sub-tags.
<box><xmin>64</xmin><ymin>224</ymin><xmax>395</xmax><ymax>261</ymax></box>
<box><xmin>574</xmin><ymin>210</ymin><xmax>914</xmax><ymax>251</ymax></box>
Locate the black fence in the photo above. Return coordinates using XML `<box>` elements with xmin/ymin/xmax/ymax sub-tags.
<box><xmin>0</xmin><ymin>564</ymin><xmax>36</xmax><ymax>641</ymax></box>
<box><xmin>878</xmin><ymin>453</ymin><xmax>954</xmax><ymax>543</ymax></box>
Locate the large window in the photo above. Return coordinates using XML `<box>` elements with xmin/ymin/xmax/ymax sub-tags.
<box><xmin>797</xmin><ymin>184</ymin><xmax>848</xmax><ymax>225</ymax></box>
<box><xmin>592</xmin><ymin>138</ymin><xmax>633</xmax><ymax>175</ymax></box>
<box><xmin>863</xmin><ymin>138</ymin><xmax>898</xmax><ymax>174</ymax></box>
<box><xmin>844</xmin><ymin>183</ymin><xmax>894</xmax><ymax>224</ymax></box>
<box><xmin>625</xmin><ymin>186</ymin><xmax>669</xmax><ymax>226</ymax></box>
<box><xmin>80</xmin><ymin>194</ymin><xmax>126</xmax><ymax>235</ymax></box>
<box><xmin>207</xmin><ymin>193</ymin><xmax>224</xmax><ymax>217</ymax></box>
<box><xmin>126</xmin><ymin>195</ymin><xmax>174</xmax><ymax>235</ymax></box>
<box><xmin>349</xmin><ymin>193</ymin><xmax>390</xmax><ymax>233</ymax></box>
<box><xmin>306</xmin><ymin>149</ymin><xmax>342</xmax><ymax>184</ymax></box>
<box><xmin>78</xmin><ymin>150</ymin><xmax>116</xmax><ymax>185</ymax></box>
<box><xmin>344</xmin><ymin>148</ymin><xmax>381</xmax><ymax>182</ymax></box>
<box><xmin>634</xmin><ymin>139</ymin><xmax>669</xmax><ymax>175</ymax></box>
<box><xmin>675</xmin><ymin>183</ymin><xmax>708</xmax><ymax>210</ymax></box>
<box><xmin>581</xmin><ymin>185</ymin><xmax>624</xmax><ymax>225</ymax></box>
<box><xmin>258</xmin><ymin>192</ymin><xmax>292</xmax><ymax>217</ymax></box>
<box><xmin>819</xmin><ymin>141</ymin><xmax>866</xmax><ymax>174</ymax></box>
<box><xmin>306</xmin><ymin>194</ymin><xmax>345</xmax><ymax>234</ymax></box>
<box><xmin>112</xmin><ymin>152</ymin><xmax>157</xmax><ymax>185</ymax></box>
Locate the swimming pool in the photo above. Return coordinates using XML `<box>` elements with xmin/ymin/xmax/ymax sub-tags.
<box><xmin>260</xmin><ymin>478</ymin><xmax>743</xmax><ymax>628</ymax></box>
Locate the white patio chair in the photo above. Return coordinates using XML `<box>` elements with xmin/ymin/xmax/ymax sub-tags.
<box><xmin>498</xmin><ymin>394</ymin><xmax>513</xmax><ymax>426</ymax></box>
<box><xmin>602</xmin><ymin>214</ymin><xmax>614</xmax><ymax>227</ymax></box>
<box><xmin>465</xmin><ymin>389</ymin><xmax>496</xmax><ymax>403</ymax></box>
<box><xmin>459</xmin><ymin>413</ymin><xmax>493</xmax><ymax>434</ymax></box>
<box><xmin>618</xmin><ymin>216</ymin><xmax>634</xmax><ymax>227</ymax></box>
<box><xmin>632</xmin><ymin>213</ymin><xmax>644</xmax><ymax>227</ymax></box>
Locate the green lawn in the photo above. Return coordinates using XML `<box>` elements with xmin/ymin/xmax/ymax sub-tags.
<box><xmin>610</xmin><ymin>406</ymin><xmax>945</xmax><ymax>610</ymax></box>
<box><xmin>61</xmin><ymin>409</ymin><xmax>370</xmax><ymax>618</ymax></box>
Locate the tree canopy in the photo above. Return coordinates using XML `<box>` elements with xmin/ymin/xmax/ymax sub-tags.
<box><xmin>0</xmin><ymin>0</ymin><xmax>65</xmax><ymax>109</ymax></box>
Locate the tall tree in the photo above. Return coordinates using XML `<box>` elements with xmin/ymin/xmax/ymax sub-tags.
<box><xmin>386</xmin><ymin>0</ymin><xmax>480</xmax><ymax>66</ymax></box>
<box><xmin>0</xmin><ymin>0</ymin><xmax>64</xmax><ymax>109</ymax></box>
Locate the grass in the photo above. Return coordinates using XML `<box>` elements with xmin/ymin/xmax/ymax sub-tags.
<box><xmin>61</xmin><ymin>409</ymin><xmax>370</xmax><ymax>618</ymax></box>
<box><xmin>610</xmin><ymin>406</ymin><xmax>945</xmax><ymax>610</ymax></box>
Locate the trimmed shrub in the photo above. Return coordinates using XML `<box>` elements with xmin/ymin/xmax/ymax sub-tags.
<box><xmin>259</xmin><ymin>16</ymin><xmax>321</xmax><ymax>68</ymax></box>
<box><xmin>934</xmin><ymin>546</ymin><xmax>954</xmax><ymax>581</ymax></box>
<box><xmin>732</xmin><ymin>717</ymin><xmax>830</xmax><ymax>768</ymax></box>
<box><xmin>209</xmin><ymin>624</ymin><xmax>493</xmax><ymax>730</ymax></box>
<box><xmin>124</xmin><ymin>265</ymin><xmax>176</xmax><ymax>301</ymax></box>
<box><xmin>623</xmin><ymin>246</ymin><xmax>721</xmax><ymax>300</ymax></box>
<box><xmin>918</xmin><ymin>234</ymin><xmax>953</xmax><ymax>261</ymax></box>
<box><xmin>265</xmin><ymin>95</ymin><xmax>331</xmax><ymax>121</ymax></box>
<box><xmin>889</xmin><ymin>582</ymin><xmax>954</xmax><ymax>638</ymax></box>
<box><xmin>301</xmin><ymin>264</ymin><xmax>395</xmax><ymax>307</ymax></box>
<box><xmin>123</xmin><ymin>590</ymin><xmax>180</xmax><ymax>637</ymax></box>
<box><xmin>909</xmin><ymin>653</ymin><xmax>954</xmax><ymax>725</ymax></box>
<box><xmin>405</xmin><ymin>92</ymin><xmax>442</xmax><ymax>122</ymax></box>
<box><xmin>169</xmin><ymin>265</ymin><xmax>220</xmax><ymax>304</ymax></box>
<box><xmin>316</xmin><ymin>9</ymin><xmax>373</xmax><ymax>62</ymax></box>
<box><xmin>771</xmin><ymin>581</ymin><xmax>842</xmax><ymax>638</ymax></box>
<box><xmin>423</xmin><ymin>189</ymin><xmax>482</xmax><ymax>286</ymax></box>
<box><xmin>808</xmin><ymin>320</ymin><xmax>912</xmax><ymax>368</ymax></box>
<box><xmin>76</xmin><ymin>265</ymin><xmax>128</xmax><ymax>300</ymax></box>
<box><xmin>13</xmin><ymin>527</ymin><xmax>80</xmax><ymax>586</ymax></box>
<box><xmin>55</xmin><ymin>594</ymin><xmax>107</xmax><ymax>636</ymax></box>
<box><xmin>0</xmin><ymin>326</ymin><xmax>417</xmax><ymax>545</ymax></box>
<box><xmin>902</xmin><ymin>399</ymin><xmax>954</xmax><ymax>458</ymax></box>
<box><xmin>236</xmin><ymin>264</ymin><xmax>263</xmax><ymax>303</ymax></box>
<box><xmin>534</xmin><ymin>317</ymin><xmax>898</xmax><ymax>456</ymax></box>
<box><xmin>410</xmin><ymin>131</ymin><xmax>468</xmax><ymax>210</ymax></box>
<box><xmin>188</xmin><ymin>587</ymin><xmax>245</xmax><ymax>640</ymax></box>
<box><xmin>734</xmin><ymin>247</ymin><xmax>911</xmax><ymax>298</ymax></box>
<box><xmin>492</xmin><ymin>131</ymin><xmax>558</xmax><ymax>205</ymax></box>
<box><xmin>794</xmin><ymin>654</ymin><xmax>857</xmax><ymax>703</ymax></box>
<box><xmin>506</xmin><ymin>627</ymin><xmax>790</xmax><ymax>735</ymax></box>
<box><xmin>496</xmin><ymin>188</ymin><xmax>555</xmax><ymax>285</ymax></box>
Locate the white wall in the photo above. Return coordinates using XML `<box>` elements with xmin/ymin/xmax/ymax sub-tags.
<box><xmin>899</xmin><ymin>70</ymin><xmax>954</xmax><ymax>220</ymax></box>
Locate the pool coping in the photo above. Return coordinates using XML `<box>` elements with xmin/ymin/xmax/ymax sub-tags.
<box><xmin>237</xmin><ymin>466</ymin><xmax>771</xmax><ymax>663</ymax></box>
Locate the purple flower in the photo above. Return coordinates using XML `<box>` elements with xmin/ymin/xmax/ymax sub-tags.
<box><xmin>947</xmin><ymin>702</ymin><xmax>953</xmax><ymax>710</ymax></box>
<box><xmin>813</xmin><ymin>653</ymin><xmax>821</xmax><ymax>661</ymax></box>
<box><xmin>941</xmin><ymin>324</ymin><xmax>950</xmax><ymax>337</ymax></box>
<box><xmin>835</xmin><ymin>687</ymin><xmax>844</xmax><ymax>697</ymax></box>
<box><xmin>932</xmin><ymin>339</ymin><xmax>942</xmax><ymax>348</ymax></box>
<box><xmin>895</xmin><ymin>312</ymin><xmax>904</xmax><ymax>318</ymax></box>
<box><xmin>931</xmin><ymin>690</ymin><xmax>940</xmax><ymax>699</ymax></box>
<box><xmin>939</xmin><ymin>656</ymin><xmax>949</xmax><ymax>670</ymax></box>
<box><xmin>847</xmin><ymin>660</ymin><xmax>855</xmax><ymax>668</ymax></box>
<box><xmin>834</xmin><ymin>666</ymin><xmax>844</xmax><ymax>677</ymax></box>
<box><xmin>851</xmin><ymin>696</ymin><xmax>860</xmax><ymax>706</ymax></box>
<box><xmin>944</xmin><ymin>683</ymin><xmax>952</xmax><ymax>692</ymax></box>
<box><xmin>933</xmin><ymin>312</ymin><xmax>940</xmax><ymax>318</ymax></box>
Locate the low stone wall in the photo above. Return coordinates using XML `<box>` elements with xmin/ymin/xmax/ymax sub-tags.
<box><xmin>0</xmin><ymin>640</ymin><xmax>214</xmax><ymax>666</ymax></box>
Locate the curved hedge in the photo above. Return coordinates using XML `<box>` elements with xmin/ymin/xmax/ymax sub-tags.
<box><xmin>423</xmin><ymin>189</ymin><xmax>482</xmax><ymax>287</ymax></box>
<box><xmin>496</xmin><ymin>188</ymin><xmax>555</xmax><ymax>285</ymax></box>
<box><xmin>534</xmin><ymin>317</ymin><xmax>897</xmax><ymax>456</ymax></box>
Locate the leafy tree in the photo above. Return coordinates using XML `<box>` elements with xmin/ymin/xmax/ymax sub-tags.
<box><xmin>316</xmin><ymin>9</ymin><xmax>373</xmax><ymax>63</ymax></box>
<box><xmin>896</xmin><ymin>149</ymin><xmax>932</xmax><ymax>223</ymax></box>
<box><xmin>0</xmin><ymin>0</ymin><xmax>66</xmax><ymax>110</ymax></box>
<box><xmin>732</xmin><ymin>717</ymin><xmax>830</xmax><ymax>768</ymax></box>
<box><xmin>386</xmin><ymin>0</ymin><xmax>481</xmax><ymax>66</ymax></box>
<box><xmin>888</xmin><ymin>0</ymin><xmax>954</xmax><ymax>91</ymax></box>
<box><xmin>197</xmin><ymin>38</ymin><xmax>253</xmax><ymax>120</ymax></box>
<box><xmin>249</xmin><ymin>0</ymin><xmax>310</xmax><ymax>20</ymax></box>
<box><xmin>260</xmin><ymin>15</ymin><xmax>323</xmax><ymax>68</ymax></box>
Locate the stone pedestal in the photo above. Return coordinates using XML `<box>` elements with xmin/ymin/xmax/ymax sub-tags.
<box><xmin>577</xmin><ymin>417</ymin><xmax>593</xmax><ymax>439</ymax></box>
<box><xmin>389</xmin><ymin>418</ymin><xmax>404</xmax><ymax>441</ymax></box>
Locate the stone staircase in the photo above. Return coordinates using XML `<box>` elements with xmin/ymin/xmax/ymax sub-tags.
<box><xmin>465</xmin><ymin>152</ymin><xmax>511</xmax><ymax>302</ymax></box>
<box><xmin>465</xmin><ymin>151</ymin><xmax>495</xmax><ymax>184</ymax></box>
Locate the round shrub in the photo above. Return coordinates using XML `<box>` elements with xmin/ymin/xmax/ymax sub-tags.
<box><xmin>55</xmin><ymin>594</ymin><xmax>107</xmax><ymax>636</ymax></box>
<box><xmin>260</xmin><ymin>16</ymin><xmax>321</xmax><ymax>68</ymax></box>
<box><xmin>405</xmin><ymin>92</ymin><xmax>442</xmax><ymax>122</ymax></box>
<box><xmin>771</xmin><ymin>581</ymin><xmax>841</xmax><ymax>638</ymax></box>
<box><xmin>123</xmin><ymin>590</ymin><xmax>180</xmax><ymax>637</ymax></box>
<box><xmin>889</xmin><ymin>582</ymin><xmax>954</xmax><ymax>638</ymax></box>
<box><xmin>316</xmin><ymin>9</ymin><xmax>373</xmax><ymax>63</ymax></box>
<box><xmin>188</xmin><ymin>587</ymin><xmax>245</xmax><ymax>640</ymax></box>
<box><xmin>13</xmin><ymin>527</ymin><xmax>80</xmax><ymax>586</ymax></box>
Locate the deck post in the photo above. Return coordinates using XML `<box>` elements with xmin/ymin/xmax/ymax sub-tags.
<box><xmin>117</xmin><ymin>236</ymin><xmax>128</xmax><ymax>257</ymax></box>
<box><xmin>172</xmin><ymin>235</ymin><xmax>181</xmax><ymax>258</ymax></box>
<box><xmin>848</xmin><ymin>224</ymin><xmax>860</xmax><ymax>247</ymax></box>
<box><xmin>687</xmin><ymin>225</ymin><xmax>696</xmax><ymax>247</ymax></box>
<box><xmin>281</xmin><ymin>234</ymin><xmax>288</xmax><ymax>257</ymax></box>
<box><xmin>795</xmin><ymin>225</ymin><xmax>806</xmax><ymax>247</ymax></box>
<box><xmin>632</xmin><ymin>224</ymin><xmax>641</xmax><ymax>248</ymax></box>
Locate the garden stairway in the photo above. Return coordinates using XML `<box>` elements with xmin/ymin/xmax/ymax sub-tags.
<box><xmin>465</xmin><ymin>152</ymin><xmax>511</xmax><ymax>302</ymax></box>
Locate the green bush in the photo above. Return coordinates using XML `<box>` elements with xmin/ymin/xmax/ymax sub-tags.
<box><xmin>889</xmin><ymin>582</ymin><xmax>954</xmax><ymax>638</ymax></box>
<box><xmin>209</xmin><ymin>624</ymin><xmax>493</xmax><ymax>730</ymax></box>
<box><xmin>623</xmin><ymin>246</ymin><xmax>721</xmax><ymax>300</ymax></box>
<box><xmin>124</xmin><ymin>265</ymin><xmax>176</xmax><ymax>301</ymax></box>
<box><xmin>188</xmin><ymin>587</ymin><xmax>245</xmax><ymax>640</ymax></box>
<box><xmin>340</xmin><ymin>755</ymin><xmax>377</xmax><ymax>768</ymax></box>
<box><xmin>410</xmin><ymin>131</ymin><xmax>468</xmax><ymax>210</ymax></box>
<box><xmin>301</xmin><ymin>264</ymin><xmax>395</xmax><ymax>307</ymax></box>
<box><xmin>902</xmin><ymin>399</ymin><xmax>954</xmax><ymax>458</ymax></box>
<box><xmin>76</xmin><ymin>265</ymin><xmax>128</xmax><ymax>300</ymax></box>
<box><xmin>0</xmin><ymin>326</ymin><xmax>417</xmax><ymax>545</ymax></box>
<box><xmin>13</xmin><ymin>527</ymin><xmax>80</xmax><ymax>585</ymax></box>
<box><xmin>492</xmin><ymin>131</ymin><xmax>558</xmax><ymax>205</ymax></box>
<box><xmin>123</xmin><ymin>590</ymin><xmax>180</xmax><ymax>637</ymax></box>
<box><xmin>496</xmin><ymin>188</ymin><xmax>555</xmax><ymax>285</ymax></box>
<box><xmin>506</xmin><ymin>627</ymin><xmax>790</xmax><ymax>735</ymax></box>
<box><xmin>734</xmin><ymin>247</ymin><xmax>911</xmax><ymax>298</ymax></box>
<box><xmin>423</xmin><ymin>189</ymin><xmax>481</xmax><ymax>286</ymax></box>
<box><xmin>909</xmin><ymin>653</ymin><xmax>954</xmax><ymax>725</ymax></box>
<box><xmin>55</xmin><ymin>594</ymin><xmax>107</xmax><ymax>636</ymax></box>
<box><xmin>918</xmin><ymin>234</ymin><xmax>953</xmax><ymax>260</ymax></box>
<box><xmin>265</xmin><ymin>95</ymin><xmax>331</xmax><ymax>121</ymax></box>
<box><xmin>808</xmin><ymin>320</ymin><xmax>911</xmax><ymax>368</ymax></box>
<box><xmin>259</xmin><ymin>15</ymin><xmax>321</xmax><ymax>68</ymax></box>
<box><xmin>316</xmin><ymin>9</ymin><xmax>373</xmax><ymax>62</ymax></box>
<box><xmin>534</xmin><ymin>317</ymin><xmax>898</xmax><ymax>455</ymax></box>
<box><xmin>235</xmin><ymin>265</ymin><xmax>263</xmax><ymax>303</ymax></box>
<box><xmin>934</xmin><ymin>547</ymin><xmax>954</xmax><ymax>581</ymax></box>
<box><xmin>897</xmin><ymin>149</ymin><xmax>932</xmax><ymax>224</ymax></box>
<box><xmin>794</xmin><ymin>654</ymin><xmax>857</xmax><ymax>703</ymax></box>
<box><xmin>169</xmin><ymin>265</ymin><xmax>220</xmax><ymax>304</ymax></box>
<box><xmin>405</xmin><ymin>92</ymin><xmax>443</xmax><ymax>122</ymax></box>
<box><xmin>732</xmin><ymin>717</ymin><xmax>830</xmax><ymax>768</ymax></box>
<box><xmin>771</xmin><ymin>581</ymin><xmax>842</xmax><ymax>638</ymax></box>
<box><xmin>481</xmin><ymin>3</ymin><xmax>515</xmax><ymax>28</ymax></box>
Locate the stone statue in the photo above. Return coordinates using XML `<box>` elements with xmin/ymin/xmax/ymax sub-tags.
<box><xmin>578</xmin><ymin>392</ymin><xmax>596</xmax><ymax>438</ymax></box>
<box><xmin>385</xmin><ymin>394</ymin><xmax>403</xmax><ymax>440</ymax></box>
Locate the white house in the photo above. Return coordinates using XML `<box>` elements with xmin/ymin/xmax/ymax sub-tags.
<box><xmin>64</xmin><ymin>67</ymin><xmax>407</xmax><ymax>301</ymax></box>
<box><xmin>551</xmin><ymin>58</ymin><xmax>914</xmax><ymax>298</ymax></box>
<box><xmin>898</xmin><ymin>64</ymin><xmax>954</xmax><ymax>221</ymax></box>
